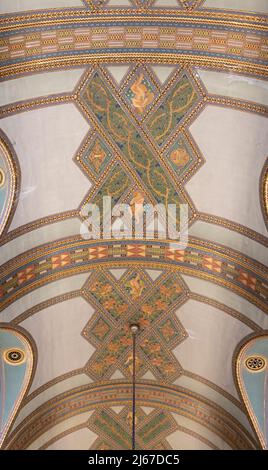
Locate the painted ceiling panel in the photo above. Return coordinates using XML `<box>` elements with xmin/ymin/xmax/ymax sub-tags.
<box><xmin>181</xmin><ymin>275</ymin><xmax>268</xmax><ymax>330</ymax></box>
<box><xmin>107</xmin><ymin>0</ymin><xmax>132</xmax><ymax>6</ymax></box>
<box><xmin>0</xmin><ymin>0</ymin><xmax>84</xmax><ymax>14</ymax></box>
<box><xmin>167</xmin><ymin>429</ymin><xmax>213</xmax><ymax>450</ymax></box>
<box><xmin>46</xmin><ymin>427</ymin><xmax>97</xmax><ymax>450</ymax></box>
<box><xmin>21</xmin><ymin>297</ymin><xmax>95</xmax><ymax>391</ymax></box>
<box><xmin>12</xmin><ymin>373</ymin><xmax>92</xmax><ymax>430</ymax></box>
<box><xmin>203</xmin><ymin>0</ymin><xmax>268</xmax><ymax>14</ymax></box>
<box><xmin>175</xmin><ymin>374</ymin><xmax>253</xmax><ymax>434</ymax></box>
<box><xmin>196</xmin><ymin>70</ymin><xmax>268</xmax><ymax>108</ymax></box>
<box><xmin>188</xmin><ymin>107</ymin><xmax>268</xmax><ymax>236</ymax></box>
<box><xmin>153</xmin><ymin>0</ymin><xmax>181</xmax><ymax>7</ymax></box>
<box><xmin>1</xmin><ymin>105</ymin><xmax>90</xmax><ymax>230</ymax></box>
<box><xmin>169</xmin><ymin>413</ymin><xmax>231</xmax><ymax>450</ymax></box>
<box><xmin>0</xmin><ymin>273</ymin><xmax>90</xmax><ymax>323</ymax></box>
<box><xmin>174</xmin><ymin>300</ymin><xmax>252</xmax><ymax>396</ymax></box>
<box><xmin>1</xmin><ymin>218</ymin><xmax>82</xmax><ymax>265</ymax></box>
<box><xmin>189</xmin><ymin>221</ymin><xmax>267</xmax><ymax>265</ymax></box>
<box><xmin>27</xmin><ymin>411</ymin><xmax>94</xmax><ymax>450</ymax></box>
<box><xmin>0</xmin><ymin>69</ymin><xmax>85</xmax><ymax>107</ymax></box>
<box><xmin>0</xmin><ymin>0</ymin><xmax>267</xmax><ymax>452</ymax></box>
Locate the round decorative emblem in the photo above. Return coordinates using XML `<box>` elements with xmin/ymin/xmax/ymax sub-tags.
<box><xmin>3</xmin><ymin>348</ymin><xmax>26</xmax><ymax>365</ymax></box>
<box><xmin>245</xmin><ymin>356</ymin><xmax>266</xmax><ymax>372</ymax></box>
<box><xmin>0</xmin><ymin>168</ymin><xmax>5</xmax><ymax>187</ymax></box>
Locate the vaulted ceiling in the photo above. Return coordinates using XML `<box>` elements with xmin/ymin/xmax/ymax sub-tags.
<box><xmin>0</xmin><ymin>0</ymin><xmax>267</xmax><ymax>451</ymax></box>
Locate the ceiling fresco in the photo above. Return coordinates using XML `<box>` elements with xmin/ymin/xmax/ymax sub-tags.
<box><xmin>0</xmin><ymin>0</ymin><xmax>267</xmax><ymax>451</ymax></box>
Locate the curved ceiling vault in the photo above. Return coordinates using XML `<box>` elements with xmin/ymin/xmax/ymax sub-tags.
<box><xmin>0</xmin><ymin>0</ymin><xmax>268</xmax><ymax>451</ymax></box>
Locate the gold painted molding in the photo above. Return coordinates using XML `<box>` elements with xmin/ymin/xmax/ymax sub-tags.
<box><xmin>1</xmin><ymin>54</ymin><xmax>267</xmax><ymax>81</ymax></box>
<box><xmin>0</xmin><ymin>237</ymin><xmax>267</xmax><ymax>312</ymax></box>
<box><xmin>1</xmin><ymin>12</ymin><xmax>267</xmax><ymax>32</ymax></box>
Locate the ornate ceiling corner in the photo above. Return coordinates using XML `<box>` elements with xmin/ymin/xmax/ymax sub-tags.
<box><xmin>235</xmin><ymin>333</ymin><xmax>268</xmax><ymax>450</ymax></box>
<box><xmin>0</xmin><ymin>131</ymin><xmax>20</xmax><ymax>237</ymax></box>
<box><xmin>0</xmin><ymin>324</ymin><xmax>36</xmax><ymax>449</ymax></box>
<box><xmin>260</xmin><ymin>159</ymin><xmax>268</xmax><ymax>229</ymax></box>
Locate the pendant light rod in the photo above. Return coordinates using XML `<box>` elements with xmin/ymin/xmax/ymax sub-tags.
<box><xmin>130</xmin><ymin>324</ymin><xmax>139</xmax><ymax>451</ymax></box>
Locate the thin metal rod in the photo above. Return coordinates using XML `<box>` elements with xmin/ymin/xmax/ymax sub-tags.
<box><xmin>132</xmin><ymin>331</ymin><xmax>136</xmax><ymax>451</ymax></box>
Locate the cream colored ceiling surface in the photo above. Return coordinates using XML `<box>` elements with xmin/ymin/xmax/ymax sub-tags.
<box><xmin>0</xmin><ymin>0</ymin><xmax>267</xmax><ymax>451</ymax></box>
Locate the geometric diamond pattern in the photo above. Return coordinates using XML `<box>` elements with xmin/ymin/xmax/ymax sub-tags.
<box><xmin>76</xmin><ymin>133</ymin><xmax>113</xmax><ymax>180</ymax></box>
<box><xmin>89</xmin><ymin>163</ymin><xmax>132</xmax><ymax>209</ymax></box>
<box><xmin>86</xmin><ymin>0</ymin><xmax>205</xmax><ymax>8</ymax></box>
<box><xmin>89</xmin><ymin>407</ymin><xmax>177</xmax><ymax>450</ymax></box>
<box><xmin>131</xmin><ymin>0</ymin><xmax>155</xmax><ymax>8</ymax></box>
<box><xmin>82</xmin><ymin>270</ymin><xmax>187</xmax><ymax>382</ymax></box>
<box><xmin>146</xmin><ymin>71</ymin><xmax>201</xmax><ymax>147</ymax></box>
<box><xmin>122</xmin><ymin>269</ymin><xmax>150</xmax><ymax>300</ymax></box>
<box><xmin>78</xmin><ymin>69</ymin><xmax>198</xmax><ymax>220</ymax></box>
<box><xmin>85</xmin><ymin>0</ymin><xmax>108</xmax><ymax>8</ymax></box>
<box><xmin>165</xmin><ymin>134</ymin><xmax>200</xmax><ymax>180</ymax></box>
<box><xmin>179</xmin><ymin>0</ymin><xmax>205</xmax><ymax>9</ymax></box>
<box><xmin>84</xmin><ymin>316</ymin><xmax>111</xmax><ymax>344</ymax></box>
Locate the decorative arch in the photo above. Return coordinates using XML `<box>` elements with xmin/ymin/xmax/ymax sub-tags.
<box><xmin>4</xmin><ymin>381</ymin><xmax>257</xmax><ymax>450</ymax></box>
<box><xmin>0</xmin><ymin>132</ymin><xmax>20</xmax><ymax>236</ymax></box>
<box><xmin>260</xmin><ymin>159</ymin><xmax>268</xmax><ymax>229</ymax></box>
<box><xmin>0</xmin><ymin>238</ymin><xmax>267</xmax><ymax>313</ymax></box>
<box><xmin>236</xmin><ymin>333</ymin><xmax>268</xmax><ymax>449</ymax></box>
<box><xmin>0</xmin><ymin>324</ymin><xmax>35</xmax><ymax>448</ymax></box>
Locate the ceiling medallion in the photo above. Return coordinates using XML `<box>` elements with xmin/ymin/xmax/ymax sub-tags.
<box><xmin>3</xmin><ymin>348</ymin><xmax>26</xmax><ymax>366</ymax></box>
<box><xmin>245</xmin><ymin>356</ymin><xmax>266</xmax><ymax>372</ymax></box>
